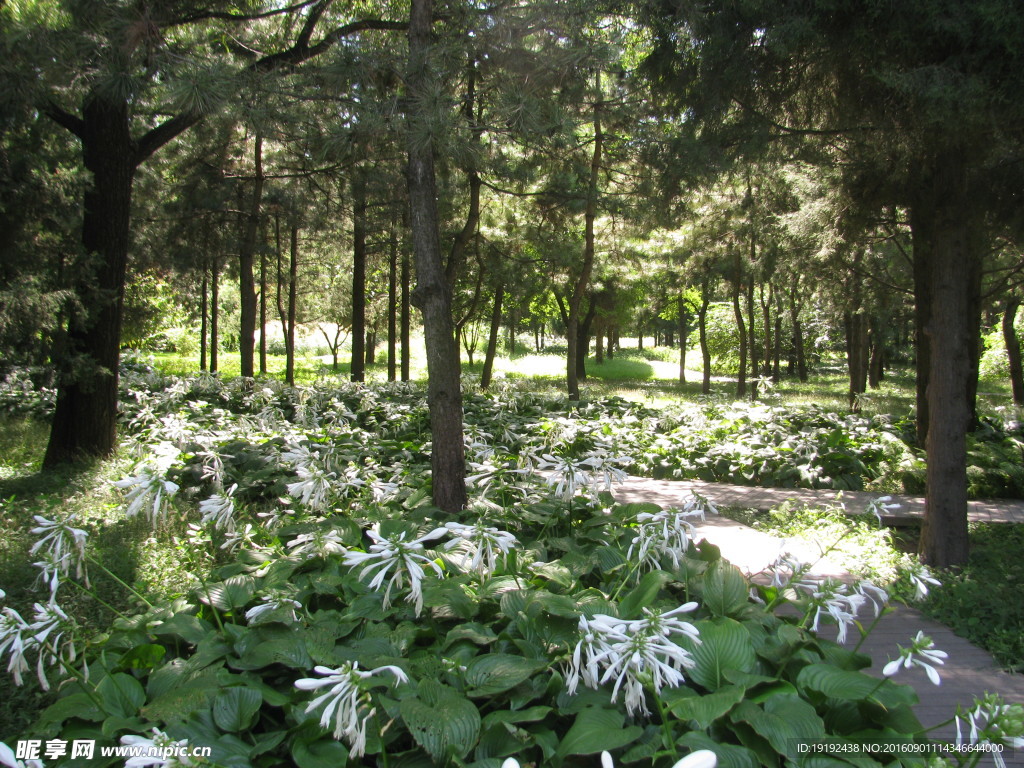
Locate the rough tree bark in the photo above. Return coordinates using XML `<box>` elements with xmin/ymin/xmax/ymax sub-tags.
<box><xmin>351</xmin><ymin>171</ymin><xmax>367</xmax><ymax>382</ymax></box>
<box><xmin>406</xmin><ymin>0</ymin><xmax>466</xmax><ymax>513</ymax></box>
<box><xmin>238</xmin><ymin>132</ymin><xmax>264</xmax><ymax>379</ymax></box>
<box><xmin>482</xmin><ymin>282</ymin><xmax>504</xmax><ymax>390</ymax></box>
<box><xmin>915</xmin><ymin>150</ymin><xmax>980</xmax><ymax>568</ymax></box>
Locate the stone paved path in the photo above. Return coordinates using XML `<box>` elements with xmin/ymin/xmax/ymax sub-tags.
<box><xmin>613</xmin><ymin>477</ymin><xmax>1024</xmax><ymax>765</ymax></box>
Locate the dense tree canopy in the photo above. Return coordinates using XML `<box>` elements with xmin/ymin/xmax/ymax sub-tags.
<box><xmin>4</xmin><ymin>0</ymin><xmax>1024</xmax><ymax>564</ymax></box>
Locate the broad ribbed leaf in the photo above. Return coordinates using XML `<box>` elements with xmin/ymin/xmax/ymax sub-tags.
<box><xmin>687</xmin><ymin>619</ymin><xmax>756</xmax><ymax>691</ymax></box>
<box><xmin>201</xmin><ymin>575</ymin><xmax>256</xmax><ymax>612</ymax></box>
<box><xmin>465</xmin><ymin>654</ymin><xmax>549</xmax><ymax>697</ymax></box>
<box><xmin>797</xmin><ymin>664</ymin><xmax>917</xmax><ymax>709</ymax></box>
<box><xmin>556</xmin><ymin>706</ymin><xmax>643</xmax><ymax>756</ymax></box>
<box><xmin>97</xmin><ymin>673</ymin><xmax>146</xmax><ymax>719</ymax></box>
<box><xmin>667</xmin><ymin>684</ymin><xmax>746</xmax><ymax>728</ymax></box>
<box><xmin>700</xmin><ymin>561</ymin><xmax>749</xmax><ymax>617</ymax></box>
<box><xmin>676</xmin><ymin>732</ymin><xmax>762</xmax><ymax>768</ymax></box>
<box><xmin>617</xmin><ymin>570</ymin><xmax>672</xmax><ymax>619</ymax></box>
<box><xmin>213</xmin><ymin>687</ymin><xmax>262</xmax><ymax>732</ymax></box>
<box><xmin>400</xmin><ymin>680</ymin><xmax>480</xmax><ymax>760</ymax></box>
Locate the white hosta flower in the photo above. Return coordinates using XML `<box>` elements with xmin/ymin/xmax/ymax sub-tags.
<box><xmin>882</xmin><ymin>631</ymin><xmax>947</xmax><ymax>685</ymax></box>
<box><xmin>286</xmin><ymin>463</ymin><xmax>336</xmax><ymax>511</ymax></box>
<box><xmin>863</xmin><ymin>495</ymin><xmax>901</xmax><ymax>525</ymax></box>
<box><xmin>343</xmin><ymin>527</ymin><xmax>446</xmax><ymax>616</ymax></box>
<box><xmin>120</xmin><ymin>727</ymin><xmax>195</xmax><ymax>767</ymax></box>
<box><xmin>286</xmin><ymin>529</ymin><xmax>348</xmax><ymax>559</ymax></box>
<box><xmin>536</xmin><ymin>454</ymin><xmax>591</xmax><ymax>500</ymax></box>
<box><xmin>0</xmin><ymin>607</ymin><xmax>31</xmax><ymax>686</ymax></box>
<box><xmin>29</xmin><ymin>514</ymin><xmax>88</xmax><ymax>586</ymax></box>
<box><xmin>199</xmin><ymin>484</ymin><xmax>238</xmax><ymax>530</ymax></box>
<box><xmin>566</xmin><ymin>603</ymin><xmax>701</xmax><ymax>717</ymax></box>
<box><xmin>220</xmin><ymin>523</ymin><xmax>257</xmax><ymax>553</ymax></box>
<box><xmin>805</xmin><ymin>580</ymin><xmax>866</xmax><ymax>645</ymax></box>
<box><xmin>28</xmin><ymin>599</ymin><xmax>76</xmax><ymax>691</ymax></box>
<box><xmin>112</xmin><ymin>467</ymin><xmax>180</xmax><ymax>526</ymax></box>
<box><xmin>443</xmin><ymin>521</ymin><xmax>518</xmax><ymax>577</ymax></box>
<box><xmin>580</xmin><ymin>454</ymin><xmax>631</xmax><ymax>492</ymax></box>
<box><xmin>245</xmin><ymin>593</ymin><xmax>303</xmax><ymax>625</ymax></box>
<box><xmin>954</xmin><ymin>695</ymin><xmax>1024</xmax><ymax>768</ymax></box>
<box><xmin>628</xmin><ymin>506</ymin><xmax>702</xmax><ymax>571</ymax></box>
<box><xmin>295</xmin><ymin>663</ymin><xmax>408</xmax><ymax>757</ymax></box>
<box><xmin>853</xmin><ymin>581</ymin><xmax>889</xmax><ymax>617</ymax></box>
<box><xmin>905</xmin><ymin>562</ymin><xmax>941</xmax><ymax>601</ymax></box>
<box><xmin>0</xmin><ymin>741</ymin><xmax>44</xmax><ymax>768</ymax></box>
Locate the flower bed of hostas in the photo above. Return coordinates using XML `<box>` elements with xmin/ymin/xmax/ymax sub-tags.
<box><xmin>3</xmin><ymin>373</ymin><xmax>1023</xmax><ymax>766</ymax></box>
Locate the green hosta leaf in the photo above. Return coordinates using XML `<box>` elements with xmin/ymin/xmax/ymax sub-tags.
<box><xmin>482</xmin><ymin>706</ymin><xmax>552</xmax><ymax>728</ymax></box>
<box><xmin>556</xmin><ymin>706</ymin><xmax>643</xmax><ymax>756</ymax></box>
<box><xmin>200</xmin><ymin>575</ymin><xmax>257</xmax><ymax>612</ymax></box>
<box><xmin>291</xmin><ymin>737</ymin><xmax>349</xmax><ymax>768</ymax></box>
<box><xmin>400</xmin><ymin>680</ymin><xmax>481</xmax><ymax>761</ymax></box>
<box><xmin>465</xmin><ymin>654</ymin><xmax>550</xmax><ymax>697</ymax></box>
<box><xmin>686</xmin><ymin>619</ymin><xmax>757</xmax><ymax>691</ymax></box>
<box><xmin>150</xmin><ymin>613</ymin><xmax>213</xmax><ymax>644</ymax></box>
<box><xmin>667</xmin><ymin>684</ymin><xmax>746</xmax><ymax>728</ymax></box>
<box><xmin>731</xmin><ymin>695</ymin><xmax>826</xmax><ymax>759</ymax></box>
<box><xmin>142</xmin><ymin>667</ymin><xmax>222</xmax><ymax>724</ymax></box>
<box><xmin>38</xmin><ymin>693</ymin><xmax>104</xmax><ymax>727</ymax></box>
<box><xmin>617</xmin><ymin>570</ymin><xmax>672</xmax><ymax>619</ymax></box>
<box><xmin>213</xmin><ymin>687</ymin><xmax>263</xmax><ymax>732</ymax></box>
<box><xmin>116</xmin><ymin>643</ymin><xmax>166</xmax><ymax>671</ymax></box>
<box><xmin>676</xmin><ymin>732</ymin><xmax>761</xmax><ymax>768</ymax></box>
<box><xmin>796</xmin><ymin>664</ymin><xmax>916</xmax><ymax>709</ymax></box>
<box><xmin>97</xmin><ymin>673</ymin><xmax>146</xmax><ymax>719</ymax></box>
<box><xmin>231</xmin><ymin>637</ymin><xmax>313</xmax><ymax>670</ymax></box>
<box><xmin>699</xmin><ymin>561</ymin><xmax>749</xmax><ymax>617</ymax></box>
<box><xmin>531</xmin><ymin>561</ymin><xmax>576</xmax><ymax>588</ymax></box>
<box><xmin>444</xmin><ymin>623</ymin><xmax>498</xmax><ymax>649</ymax></box>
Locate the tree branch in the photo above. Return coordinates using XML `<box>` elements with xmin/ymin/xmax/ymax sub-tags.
<box><xmin>41</xmin><ymin>103</ymin><xmax>85</xmax><ymax>139</ymax></box>
<box><xmin>167</xmin><ymin>0</ymin><xmax>319</xmax><ymax>27</ymax></box>
<box><xmin>252</xmin><ymin>17</ymin><xmax>407</xmax><ymax>73</ymax></box>
<box><xmin>134</xmin><ymin>112</ymin><xmax>204</xmax><ymax>165</ymax></box>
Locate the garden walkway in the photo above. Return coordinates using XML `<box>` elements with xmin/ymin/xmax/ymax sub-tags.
<box><xmin>613</xmin><ymin>477</ymin><xmax>1024</xmax><ymax>764</ymax></box>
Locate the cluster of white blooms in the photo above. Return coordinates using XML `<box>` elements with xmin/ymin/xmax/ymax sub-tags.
<box><xmin>903</xmin><ymin>561</ymin><xmax>942</xmax><ymax>601</ymax></box>
<box><xmin>244</xmin><ymin>591</ymin><xmax>303</xmax><ymax>625</ymax></box>
<box><xmin>120</xmin><ymin>727</ymin><xmax>199</xmax><ymax>767</ymax></box>
<box><xmin>882</xmin><ymin>631</ymin><xmax>947</xmax><ymax>686</ymax></box>
<box><xmin>566</xmin><ymin>604</ymin><xmax>701</xmax><ymax>716</ymax></box>
<box><xmin>198</xmin><ymin>484</ymin><xmax>238</xmax><ymax>530</ymax></box>
<box><xmin>793</xmin><ymin>577</ymin><xmax>888</xmax><ymax>645</ymax></box>
<box><xmin>954</xmin><ymin>695</ymin><xmax>1024</xmax><ymax>768</ymax></box>
<box><xmin>443</xmin><ymin>520</ymin><xmax>519</xmax><ymax>577</ymax></box>
<box><xmin>294</xmin><ymin>663</ymin><xmax>408</xmax><ymax>758</ymax></box>
<box><xmin>0</xmin><ymin>597</ymin><xmax>76</xmax><ymax>690</ymax></box>
<box><xmin>112</xmin><ymin>444</ymin><xmax>182</xmax><ymax>527</ymax></box>
<box><xmin>535</xmin><ymin>452</ymin><xmax>630</xmax><ymax>501</ymax></box>
<box><xmin>343</xmin><ymin>527</ymin><xmax>447</xmax><ymax>616</ymax></box>
<box><xmin>627</xmin><ymin>497</ymin><xmax>711</xmax><ymax>571</ymax></box>
<box><xmin>29</xmin><ymin>514</ymin><xmax>89</xmax><ymax>592</ymax></box>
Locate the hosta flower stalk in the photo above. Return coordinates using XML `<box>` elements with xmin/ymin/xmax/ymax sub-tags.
<box><xmin>343</xmin><ymin>526</ymin><xmax>447</xmax><ymax>615</ymax></box>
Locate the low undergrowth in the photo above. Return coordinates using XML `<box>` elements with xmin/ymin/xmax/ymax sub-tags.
<box><xmin>2</xmin><ymin>373</ymin><xmax>1022</xmax><ymax>765</ymax></box>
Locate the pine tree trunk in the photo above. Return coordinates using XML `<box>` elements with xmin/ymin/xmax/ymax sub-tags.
<box><xmin>482</xmin><ymin>282</ymin><xmax>504</xmax><ymax>390</ymax></box>
<box><xmin>406</xmin><ymin>0</ymin><xmax>466</xmax><ymax>513</ymax></box>
<box><xmin>388</xmin><ymin>214</ymin><xmax>398</xmax><ymax>381</ymax></box>
<box><xmin>259</xmin><ymin>225</ymin><xmax>268</xmax><ymax>376</ymax></box>
<box><xmin>699</xmin><ymin>292</ymin><xmax>711</xmax><ymax>394</ymax></box>
<box><xmin>916</xmin><ymin>151</ymin><xmax>978</xmax><ymax>568</ymax></box>
<box><xmin>401</xmin><ymin>240</ymin><xmax>411</xmax><ymax>382</ymax></box>
<box><xmin>200</xmin><ymin>271</ymin><xmax>208</xmax><ymax>372</ymax></box>
<box><xmin>44</xmin><ymin>98</ymin><xmax>135</xmax><ymax>467</ymax></box>
<box><xmin>568</xmin><ymin>80</ymin><xmax>602</xmax><ymax>400</ymax></box>
<box><xmin>286</xmin><ymin>224</ymin><xmax>298</xmax><ymax>386</ymax></box>
<box><xmin>238</xmin><ymin>133</ymin><xmax>263</xmax><ymax>379</ymax></box>
<box><xmin>210</xmin><ymin>257</ymin><xmax>220</xmax><ymax>373</ymax></box>
<box><xmin>678</xmin><ymin>293</ymin><xmax>688</xmax><ymax>384</ymax></box>
<box><xmin>351</xmin><ymin>171</ymin><xmax>367</xmax><ymax>382</ymax></box>
<box><xmin>732</xmin><ymin>251</ymin><xmax>747</xmax><ymax>399</ymax></box>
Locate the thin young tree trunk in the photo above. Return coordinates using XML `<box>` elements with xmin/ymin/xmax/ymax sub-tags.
<box><xmin>732</xmin><ymin>250</ymin><xmax>747</xmax><ymax>398</ymax></box>
<box><xmin>200</xmin><ymin>270</ymin><xmax>208</xmax><ymax>372</ymax></box>
<box><xmin>678</xmin><ymin>293</ymin><xmax>688</xmax><ymax>384</ymax></box>
<box><xmin>259</xmin><ymin>221</ymin><xmax>268</xmax><ymax>376</ymax></box>
<box><xmin>401</xmin><ymin>244</ymin><xmax>411</xmax><ymax>382</ymax></box>
<box><xmin>406</xmin><ymin>0</ymin><xmax>466</xmax><ymax>513</ymax></box>
<box><xmin>351</xmin><ymin>171</ymin><xmax>367</xmax><ymax>382</ymax></box>
<box><xmin>789</xmin><ymin>285</ymin><xmax>808</xmax><ymax>382</ymax></box>
<box><xmin>699</xmin><ymin>292</ymin><xmax>711</xmax><ymax>395</ymax></box>
<box><xmin>286</xmin><ymin>224</ymin><xmax>298</xmax><ymax>385</ymax></box>
<box><xmin>482</xmin><ymin>282</ymin><xmax>504</xmax><ymax>390</ymax></box>
<box><xmin>567</xmin><ymin>74</ymin><xmax>602</xmax><ymax>401</ymax></box>
<box><xmin>1004</xmin><ymin>295</ymin><xmax>1024</xmax><ymax>405</ymax></box>
<box><xmin>746</xmin><ymin>279</ymin><xmax>758</xmax><ymax>400</ymax></box>
<box><xmin>238</xmin><ymin>132</ymin><xmax>263</xmax><ymax>379</ymax></box>
<box><xmin>210</xmin><ymin>257</ymin><xmax>220</xmax><ymax>373</ymax></box>
<box><xmin>388</xmin><ymin>213</ymin><xmax>398</xmax><ymax>381</ymax></box>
